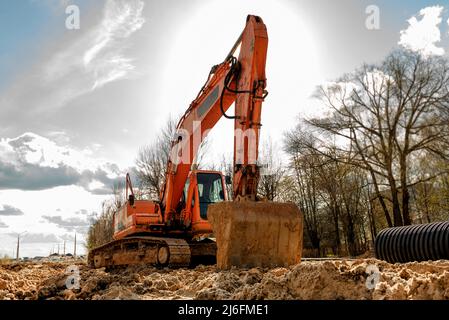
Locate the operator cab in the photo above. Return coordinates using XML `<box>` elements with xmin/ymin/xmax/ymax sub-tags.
<box><xmin>197</xmin><ymin>172</ymin><xmax>225</xmax><ymax>219</ymax></box>
<box><xmin>183</xmin><ymin>170</ymin><xmax>228</xmax><ymax>222</ymax></box>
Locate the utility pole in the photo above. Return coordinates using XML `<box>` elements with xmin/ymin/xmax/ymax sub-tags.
<box><xmin>74</xmin><ymin>233</ymin><xmax>77</xmax><ymax>258</ymax></box>
<box><xmin>16</xmin><ymin>231</ymin><xmax>27</xmax><ymax>261</ymax></box>
<box><xmin>57</xmin><ymin>243</ymin><xmax>60</xmax><ymax>255</ymax></box>
<box><xmin>63</xmin><ymin>241</ymin><xmax>66</xmax><ymax>255</ymax></box>
<box><xmin>16</xmin><ymin>235</ymin><xmax>19</xmax><ymax>261</ymax></box>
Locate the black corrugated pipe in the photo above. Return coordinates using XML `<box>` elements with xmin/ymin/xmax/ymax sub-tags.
<box><xmin>375</xmin><ymin>221</ymin><xmax>449</xmax><ymax>263</ymax></box>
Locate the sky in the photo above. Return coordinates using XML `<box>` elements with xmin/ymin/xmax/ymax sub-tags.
<box><xmin>1</xmin><ymin>0</ymin><xmax>449</xmax><ymax>257</ymax></box>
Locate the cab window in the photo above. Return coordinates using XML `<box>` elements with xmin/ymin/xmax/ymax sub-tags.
<box><xmin>196</xmin><ymin>173</ymin><xmax>225</xmax><ymax>219</ymax></box>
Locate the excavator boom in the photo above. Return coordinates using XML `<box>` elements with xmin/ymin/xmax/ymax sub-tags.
<box><xmin>161</xmin><ymin>15</ymin><xmax>269</xmax><ymax>216</ymax></box>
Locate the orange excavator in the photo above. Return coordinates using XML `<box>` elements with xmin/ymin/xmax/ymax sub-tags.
<box><xmin>88</xmin><ymin>15</ymin><xmax>303</xmax><ymax>269</ymax></box>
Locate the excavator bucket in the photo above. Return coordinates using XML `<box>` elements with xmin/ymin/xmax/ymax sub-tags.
<box><xmin>208</xmin><ymin>201</ymin><xmax>303</xmax><ymax>269</ymax></box>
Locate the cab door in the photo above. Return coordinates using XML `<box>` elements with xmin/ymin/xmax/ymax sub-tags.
<box><xmin>191</xmin><ymin>172</ymin><xmax>226</xmax><ymax>234</ymax></box>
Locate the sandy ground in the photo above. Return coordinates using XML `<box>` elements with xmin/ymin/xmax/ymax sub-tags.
<box><xmin>1</xmin><ymin>259</ymin><xmax>449</xmax><ymax>300</ymax></box>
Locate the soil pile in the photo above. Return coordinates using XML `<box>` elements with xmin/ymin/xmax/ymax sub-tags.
<box><xmin>1</xmin><ymin>259</ymin><xmax>449</xmax><ymax>300</ymax></box>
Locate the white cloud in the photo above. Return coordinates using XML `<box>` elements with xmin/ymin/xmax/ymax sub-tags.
<box><xmin>0</xmin><ymin>185</ymin><xmax>104</xmax><ymax>257</ymax></box>
<box><xmin>13</xmin><ymin>0</ymin><xmax>146</xmax><ymax>113</ymax></box>
<box><xmin>399</xmin><ymin>6</ymin><xmax>445</xmax><ymax>57</ymax></box>
<box><xmin>41</xmin><ymin>215</ymin><xmax>91</xmax><ymax>233</ymax></box>
<box><xmin>84</xmin><ymin>0</ymin><xmax>145</xmax><ymax>90</ymax></box>
<box><xmin>0</xmin><ymin>132</ymin><xmax>123</xmax><ymax>192</ymax></box>
<box><xmin>320</xmin><ymin>80</ymin><xmax>359</xmax><ymax>108</ymax></box>
<box><xmin>316</xmin><ymin>69</ymin><xmax>394</xmax><ymax>122</ymax></box>
<box><xmin>0</xmin><ymin>132</ymin><xmax>112</xmax><ymax>173</ymax></box>
<box><xmin>20</xmin><ymin>233</ymin><xmax>63</xmax><ymax>244</ymax></box>
<box><xmin>363</xmin><ymin>69</ymin><xmax>394</xmax><ymax>93</ymax></box>
<box><xmin>88</xmin><ymin>180</ymin><xmax>106</xmax><ymax>191</ymax></box>
<box><xmin>0</xmin><ymin>131</ymin><xmax>122</xmax><ymax>257</ymax></box>
<box><xmin>0</xmin><ymin>132</ymin><xmax>111</xmax><ymax>173</ymax></box>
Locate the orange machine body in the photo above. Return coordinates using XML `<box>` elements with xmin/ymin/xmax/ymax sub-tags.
<box><xmin>113</xmin><ymin>170</ymin><xmax>228</xmax><ymax>240</ymax></box>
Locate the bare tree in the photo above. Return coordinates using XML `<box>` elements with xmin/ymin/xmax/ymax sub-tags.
<box><xmin>411</xmin><ymin>155</ymin><xmax>449</xmax><ymax>223</ymax></box>
<box><xmin>135</xmin><ymin>116</ymin><xmax>177</xmax><ymax>201</ymax></box>
<box><xmin>215</xmin><ymin>153</ymin><xmax>233</xmax><ymax>200</ymax></box>
<box><xmin>135</xmin><ymin>115</ymin><xmax>210</xmax><ymax>201</ymax></box>
<box><xmin>285</xmin><ymin>129</ymin><xmax>341</xmax><ymax>255</ymax></box>
<box><xmin>87</xmin><ymin>180</ymin><xmax>124</xmax><ymax>249</ymax></box>
<box><xmin>257</xmin><ymin>138</ymin><xmax>286</xmax><ymax>201</ymax></box>
<box><xmin>303</xmin><ymin>50</ymin><xmax>449</xmax><ymax>226</ymax></box>
<box><xmin>285</xmin><ymin>130</ymin><xmax>376</xmax><ymax>256</ymax></box>
<box><xmin>287</xmin><ymin>153</ymin><xmax>324</xmax><ymax>256</ymax></box>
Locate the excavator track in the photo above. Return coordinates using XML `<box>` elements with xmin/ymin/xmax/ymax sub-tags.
<box><xmin>88</xmin><ymin>236</ymin><xmax>217</xmax><ymax>269</ymax></box>
<box><xmin>88</xmin><ymin>237</ymin><xmax>192</xmax><ymax>269</ymax></box>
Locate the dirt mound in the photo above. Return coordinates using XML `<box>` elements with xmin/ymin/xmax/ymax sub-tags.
<box><xmin>0</xmin><ymin>262</ymin><xmax>68</xmax><ymax>300</ymax></box>
<box><xmin>2</xmin><ymin>259</ymin><xmax>449</xmax><ymax>300</ymax></box>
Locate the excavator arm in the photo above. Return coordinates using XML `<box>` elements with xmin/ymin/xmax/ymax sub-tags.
<box><xmin>161</xmin><ymin>15</ymin><xmax>268</xmax><ymax>218</ymax></box>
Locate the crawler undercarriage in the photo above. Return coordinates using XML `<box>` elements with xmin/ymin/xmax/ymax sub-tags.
<box><xmin>88</xmin><ymin>236</ymin><xmax>217</xmax><ymax>269</ymax></box>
